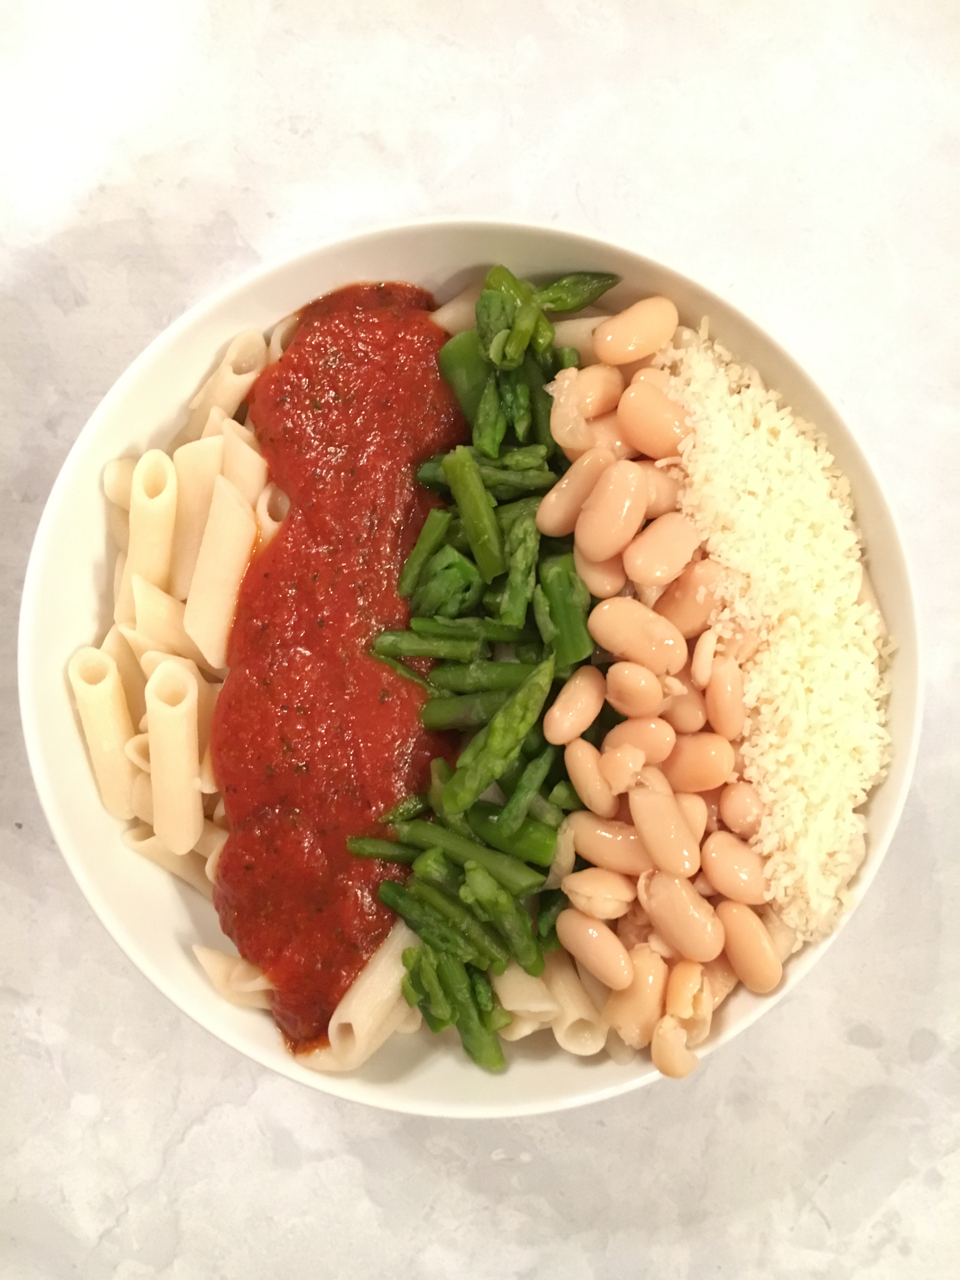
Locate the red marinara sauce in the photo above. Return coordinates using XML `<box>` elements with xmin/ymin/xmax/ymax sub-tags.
<box><xmin>210</xmin><ymin>282</ymin><xmax>466</xmax><ymax>1051</ymax></box>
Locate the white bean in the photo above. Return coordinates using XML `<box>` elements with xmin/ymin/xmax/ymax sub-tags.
<box><xmin>561</xmin><ymin>867</ymin><xmax>636</xmax><ymax>920</ymax></box>
<box><xmin>574</xmin><ymin>459</ymin><xmax>648</xmax><ymax>562</ymax></box>
<box><xmin>605</xmin><ymin>661</ymin><xmax>665</xmax><ymax>717</ymax></box>
<box><xmin>593</xmin><ymin>297</ymin><xmax>679</xmax><ymax>365</ymax></box>
<box><xmin>556</xmin><ymin>908</ymin><xmax>633</xmax><ymax>990</ymax></box>
<box><xmin>564</xmin><ymin>739</ymin><xmax>618</xmax><ymax>818</ymax></box>
<box><xmin>536</xmin><ymin>446</ymin><xmax>615</xmax><ymax>537</ymax></box>
<box><xmin>588</xmin><ymin>597</ymin><xmax>687</xmax><ymax>676</ymax></box>
<box><xmin>622</xmin><ymin>513</ymin><xmax>701</xmax><ymax>589</ymax></box>
<box><xmin>544</xmin><ymin>666</ymin><xmax>606</xmax><ymax>746</ymax></box>
<box><xmin>573</xmin><ymin>544</ymin><xmax>626</xmax><ymax>599</ymax></box>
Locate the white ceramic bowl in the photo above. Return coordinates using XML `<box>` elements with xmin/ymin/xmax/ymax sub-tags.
<box><xmin>19</xmin><ymin>220</ymin><xmax>922</xmax><ymax>1117</ymax></box>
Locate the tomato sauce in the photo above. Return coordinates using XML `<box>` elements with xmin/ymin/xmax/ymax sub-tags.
<box><xmin>210</xmin><ymin>283</ymin><xmax>466</xmax><ymax>1050</ymax></box>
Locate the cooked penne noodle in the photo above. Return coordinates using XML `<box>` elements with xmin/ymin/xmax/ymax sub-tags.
<box><xmin>169</xmin><ymin>435</ymin><xmax>224</xmax><ymax>601</ymax></box>
<box><xmin>114</xmin><ymin>450</ymin><xmax>178</xmax><ymax>625</ymax></box>
<box><xmin>123</xmin><ymin>732</ymin><xmax>151</xmax><ymax>772</ymax></box>
<box><xmin>113</xmin><ymin>551</ymin><xmax>126</xmax><ymax>608</ymax></box>
<box><xmin>602</xmin><ymin>943</ymin><xmax>668</xmax><ymax>1049</ymax></box>
<box><xmin>542</xmin><ymin>949</ymin><xmax>608</xmax><ymax>1056</ymax></box>
<box><xmin>255</xmin><ymin>483</ymin><xmax>290</xmax><ymax>548</ymax></box>
<box><xmin>103</xmin><ymin>457</ymin><xmax>137</xmax><ymax>509</ymax></box>
<box><xmin>132</xmin><ymin>576</ymin><xmax>212</xmax><ymax>671</ymax></box>
<box><xmin>184</xmin><ymin>475</ymin><xmax>258</xmax><ymax>669</ymax></box>
<box><xmin>300</xmin><ymin>922</ymin><xmax>422</xmax><ymax>1072</ymax></box>
<box><xmin>123</xmin><ymin>824</ymin><xmax>212</xmax><ymax>899</ymax></box>
<box><xmin>182</xmin><ymin>330</ymin><xmax>268</xmax><ymax>442</ymax></box>
<box><xmin>431</xmin><ymin>280</ymin><xmax>484</xmax><ymax>335</ymax></box>
<box><xmin>221</xmin><ymin>418</ymin><xmax>268</xmax><ymax>508</ymax></box>
<box><xmin>131</xmin><ymin>769</ymin><xmax>154</xmax><ymax>825</ymax></box>
<box><xmin>67</xmin><ymin>648</ymin><xmax>138</xmax><ymax>819</ymax></box>
<box><xmin>106</xmin><ymin>500</ymin><xmax>130</xmax><ymax>552</ymax></box>
<box><xmin>266</xmin><ymin>312</ymin><xmax>299</xmax><ymax>365</ymax></box>
<box><xmin>492</xmin><ymin>962</ymin><xmax>560</xmax><ymax>1041</ymax></box>
<box><xmin>194</xmin><ymin>820</ymin><xmax>228</xmax><ymax>862</ymax></box>
<box><xmin>144</xmin><ymin>659</ymin><xmax>204</xmax><ymax>855</ymax></box>
<box><xmin>199</xmin><ymin>742</ymin><xmax>218</xmax><ymax>794</ymax></box>
<box><xmin>200</xmin><ymin>406</ymin><xmax>228</xmax><ymax>438</ymax></box>
<box><xmin>100</xmin><ymin>624</ymin><xmax>147</xmax><ymax>726</ymax></box>
<box><xmin>140</xmin><ymin>652</ymin><xmax>219</xmax><ymax>757</ymax></box>
<box><xmin>193</xmin><ymin>946</ymin><xmax>274</xmax><ymax>1009</ymax></box>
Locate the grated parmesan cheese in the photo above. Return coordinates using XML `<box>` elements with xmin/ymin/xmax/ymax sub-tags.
<box><xmin>658</xmin><ymin>331</ymin><xmax>892</xmax><ymax>942</ymax></box>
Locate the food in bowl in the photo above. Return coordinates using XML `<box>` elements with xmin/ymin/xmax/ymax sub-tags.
<box><xmin>64</xmin><ymin>256</ymin><xmax>891</xmax><ymax>1084</ymax></box>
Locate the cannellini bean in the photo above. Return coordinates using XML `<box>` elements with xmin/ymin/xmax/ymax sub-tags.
<box><xmin>692</xmin><ymin>872</ymin><xmax>716</xmax><ymax>897</ymax></box>
<box><xmin>715</xmin><ymin>901</ymin><xmax>782</xmax><ymax>993</ymax></box>
<box><xmin>650</xmin><ymin>1015</ymin><xmax>699</xmax><ymax>1078</ymax></box>
<box><xmin>629</xmin><ymin>788</ymin><xmax>701</xmax><ymax>877</ymax></box>
<box><xmin>639</xmin><ymin>461</ymin><xmax>681</xmax><ymax>518</ymax></box>
<box><xmin>593</xmin><ymin>296</ymin><xmax>679</xmax><ymax>365</ymax></box>
<box><xmin>586</xmin><ymin>411</ymin><xmax>639</xmax><ymax>460</ymax></box>
<box><xmin>719</xmin><ymin>781</ymin><xmax>763</xmax><ymax>839</ymax></box>
<box><xmin>660</xmin><ymin>664</ymin><xmax>707</xmax><ymax>734</ymax></box>
<box><xmin>536</xmin><ymin>446</ymin><xmax>615</xmax><ymax>537</ymax></box>
<box><xmin>603</xmin><ymin>943</ymin><xmax>667</xmax><ymax>1049</ymax></box>
<box><xmin>556</xmin><ymin>908</ymin><xmax>633</xmax><ymax>990</ymax></box>
<box><xmin>622</xmin><ymin>513</ymin><xmax>701</xmax><ymax>589</ymax></box>
<box><xmin>577</xmin><ymin>364</ymin><xmax>624</xmax><ymax>419</ymax></box>
<box><xmin>674</xmin><ymin>792</ymin><xmax>708</xmax><ymax>844</ymax></box>
<box><xmin>568</xmin><ymin>810</ymin><xmax>654</xmax><ymax>875</ymax></box>
<box><xmin>574</xmin><ymin>459</ymin><xmax>648</xmax><ymax>562</ymax></box>
<box><xmin>639</xmin><ymin>870</ymin><xmax>725</xmax><ymax>963</ymax></box>
<box><xmin>654</xmin><ymin>558</ymin><xmax>726</xmax><ymax>638</ymax></box>
<box><xmin>573</xmin><ymin>544</ymin><xmax>626</xmax><ymax>598</ymax></box>
<box><xmin>602</xmin><ymin>716</ymin><xmax>675</xmax><ymax>765</ymax></box>
<box><xmin>605</xmin><ymin>661</ymin><xmax>665</xmax><ymax>717</ymax></box>
<box><xmin>617</xmin><ymin>381</ymin><xmax>692</xmax><ymax>460</ymax></box>
<box><xmin>548</xmin><ymin>367</ymin><xmax>592</xmax><ymax>452</ymax></box>
<box><xmin>702</xmin><ymin>952</ymin><xmax>739</xmax><ymax>1009</ymax></box>
<box><xmin>544</xmin><ymin>817</ymin><xmax>576</xmax><ymax>890</ymax></box>
<box><xmin>614</xmin><ymin>793</ymin><xmax>634</xmax><ymax>824</ymax></box>
<box><xmin>691</xmin><ymin>628</ymin><xmax>718</xmax><ymax>689</ymax></box>
<box><xmin>661</xmin><ymin>733</ymin><xmax>735</xmax><ymax>793</ymax></box>
<box><xmin>701</xmin><ymin>786</ymin><xmax>723</xmax><ymax>834</ymax></box>
<box><xmin>631</xmin><ymin>366</ymin><xmax>671</xmax><ymax>391</ymax></box>
<box><xmin>544</xmin><ymin>666</ymin><xmax>606</xmax><ymax>746</ymax></box>
<box><xmin>561</xmin><ymin>867</ymin><xmax>636</xmax><ymax>920</ymax></box>
<box><xmin>588</xmin><ymin>597</ymin><xmax>687</xmax><ymax>676</ymax></box>
<box><xmin>637</xmin><ymin>764</ymin><xmax>673</xmax><ymax>795</ymax></box>
<box><xmin>700</xmin><ymin>831</ymin><xmax>768</xmax><ymax>905</ymax></box>
<box><xmin>665</xmin><ymin>959</ymin><xmax>713</xmax><ymax>1046</ymax></box>
<box><xmin>564</xmin><ymin>739</ymin><xmax>618</xmax><ymax>819</ymax></box>
<box><xmin>617</xmin><ymin>900</ymin><xmax>652</xmax><ymax>950</ymax></box>
<box><xmin>705</xmin><ymin>654</ymin><xmax>745</xmax><ymax>740</ymax></box>
<box><xmin>598</xmin><ymin>744</ymin><xmax>647</xmax><ymax>795</ymax></box>
<box><xmin>647</xmin><ymin>931</ymin><xmax>680</xmax><ymax>961</ymax></box>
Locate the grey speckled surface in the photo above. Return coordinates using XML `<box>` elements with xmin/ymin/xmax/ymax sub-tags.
<box><xmin>3</xmin><ymin>2</ymin><xmax>958</xmax><ymax>1277</ymax></box>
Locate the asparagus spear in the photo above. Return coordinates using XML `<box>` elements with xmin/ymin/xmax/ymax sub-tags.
<box><xmin>546</xmin><ymin>779</ymin><xmax>585</xmax><ymax>811</ymax></box>
<box><xmin>440</xmin><ymin>656</ymin><xmax>555</xmax><ymax>815</ymax></box>
<box><xmin>398</xmin><ymin>508</ymin><xmax>452</xmax><ymax>598</ymax></box>
<box><xmin>410</xmin><ymin>846</ymin><xmax>463</xmax><ymax>894</ymax></box>
<box><xmin>378</xmin><ymin>880</ymin><xmax>487</xmax><ymax>965</ymax></box>
<box><xmin>420</xmin><ymin>691</ymin><xmax>509</xmax><ymax>731</ymax></box>
<box><xmin>410</xmin><ymin>545</ymin><xmax>483</xmax><ymax>618</ymax></box>
<box><xmin>469</xmin><ymin>968</ymin><xmax>513</xmax><ymax>1032</ymax></box>
<box><xmin>465</xmin><ymin>800</ymin><xmax>557</xmax><ymax>868</ymax></box>
<box><xmin>435</xmin><ymin>954</ymin><xmax>506</xmax><ymax>1071</ymax></box>
<box><xmin>406</xmin><ymin>879</ymin><xmax>511</xmax><ymax>972</ymax></box>
<box><xmin>437</xmin><ymin>328</ymin><xmax>489</xmax><ymax>425</ymax></box>
<box><xmin>521</xmin><ymin>350</ymin><xmax>555</xmax><ymax>455</ymax></box>
<box><xmin>394</xmin><ymin>819</ymin><xmax>545</xmax><ymax>897</ymax></box>
<box><xmin>441</xmin><ymin>446</ymin><xmax>506</xmax><ymax>583</ymax></box>
<box><xmin>459</xmin><ymin>862</ymin><xmax>544</xmax><ymax>977</ymax></box>
<box><xmin>532</xmin><ymin>271</ymin><xmax>620</xmax><ymax>314</ymax></box>
<box><xmin>401</xmin><ymin>949</ymin><xmax>452</xmax><ymax>1032</ymax></box>
<box><xmin>536</xmin><ymin>888</ymin><xmax>569</xmax><ymax>952</ymax></box>
<box><xmin>372</xmin><ymin>631</ymin><xmax>482</xmax><ymax>663</ymax></box>
<box><xmin>499</xmin><ymin>513</ymin><xmax>540</xmax><ymax>628</ymax></box>
<box><xmin>370</xmin><ymin>653</ymin><xmax>435</xmax><ymax>692</ymax></box>
<box><xmin>494</xmin><ymin>447</ymin><xmax>547</xmax><ymax>473</ymax></box>
<box><xmin>497</xmin><ymin>745</ymin><xmax>557</xmax><ymax>837</ymax></box>
<box><xmin>411</xmin><ymin>616</ymin><xmax>536</xmax><ymax>644</ymax></box>
<box><xmin>473</xmin><ymin>372</ymin><xmax>507</xmax><ymax>459</ymax></box>
<box><xmin>427</xmin><ymin>759</ymin><xmax>474</xmax><ymax>839</ymax></box>
<box><xmin>497</xmin><ymin>368</ymin><xmax>532</xmax><ymax>440</ymax></box>
<box><xmin>427</xmin><ymin>662</ymin><xmax>538</xmax><ymax>693</ymax></box>
<box><xmin>484</xmin><ymin>266</ymin><xmax>555</xmax><ymax>356</ymax></box>
<box><xmin>346</xmin><ymin>837</ymin><xmax>422</xmax><ymax>862</ymax></box>
<box><xmin>378</xmin><ymin>793</ymin><xmax>430</xmax><ymax>825</ymax></box>
<box><xmin>537</xmin><ymin>554</ymin><xmax>593</xmax><ymax>668</ymax></box>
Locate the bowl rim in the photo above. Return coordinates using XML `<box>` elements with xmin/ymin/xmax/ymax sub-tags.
<box><xmin>17</xmin><ymin>215</ymin><xmax>925</xmax><ymax>1117</ymax></box>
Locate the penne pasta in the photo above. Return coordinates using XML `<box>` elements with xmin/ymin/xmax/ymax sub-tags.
<box><xmin>123</xmin><ymin>824</ymin><xmax>212</xmax><ymax>900</ymax></box>
<box><xmin>100</xmin><ymin>624</ymin><xmax>147</xmax><ymax>726</ymax></box>
<box><xmin>123</xmin><ymin>732</ymin><xmax>151</xmax><ymax>773</ymax></box>
<box><xmin>221</xmin><ymin>418</ymin><xmax>268</xmax><ymax>508</ymax></box>
<box><xmin>200</xmin><ymin>406</ymin><xmax>228</xmax><ymax>438</ymax></box>
<box><xmin>255</xmin><ymin>483</ymin><xmax>290</xmax><ymax>548</ymax></box>
<box><xmin>300</xmin><ymin>922</ymin><xmax>422</xmax><ymax>1073</ymax></box>
<box><xmin>131</xmin><ymin>769</ymin><xmax>154</xmax><ymax>825</ymax></box>
<box><xmin>105</xmin><ymin>500</ymin><xmax>130</xmax><ymax>553</ymax></box>
<box><xmin>266</xmin><ymin>311</ymin><xmax>299</xmax><ymax>365</ymax></box>
<box><xmin>193</xmin><ymin>946</ymin><xmax>273</xmax><ymax>1009</ymax></box>
<box><xmin>132</xmin><ymin>576</ymin><xmax>212</xmax><ymax>672</ymax></box>
<box><xmin>67</xmin><ymin>648</ymin><xmax>138</xmax><ymax>819</ymax></box>
<box><xmin>183</xmin><ymin>475</ymin><xmax>258</xmax><ymax>669</ymax></box>
<box><xmin>182</xmin><ymin>330</ymin><xmax>268</xmax><ymax>442</ymax></box>
<box><xmin>140</xmin><ymin>652</ymin><xmax>219</xmax><ymax>758</ymax></box>
<box><xmin>169</xmin><ymin>435</ymin><xmax>224</xmax><ymax>601</ymax></box>
<box><xmin>144</xmin><ymin>659</ymin><xmax>205</xmax><ymax>855</ymax></box>
<box><xmin>114</xmin><ymin>450</ymin><xmax>178</xmax><ymax>625</ymax></box>
<box><xmin>102</xmin><ymin>457</ymin><xmax>137</xmax><ymax>509</ymax></box>
<box><xmin>542</xmin><ymin>949</ymin><xmax>608</xmax><ymax>1057</ymax></box>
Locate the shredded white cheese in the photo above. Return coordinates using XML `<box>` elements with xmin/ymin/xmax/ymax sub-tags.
<box><xmin>659</xmin><ymin>330</ymin><xmax>892</xmax><ymax>942</ymax></box>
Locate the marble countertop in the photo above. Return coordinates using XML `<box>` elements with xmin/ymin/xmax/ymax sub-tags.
<box><xmin>4</xmin><ymin>3</ymin><xmax>958</xmax><ymax>1276</ymax></box>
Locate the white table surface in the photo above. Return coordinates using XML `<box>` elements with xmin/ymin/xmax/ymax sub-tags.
<box><xmin>4</xmin><ymin>3</ymin><xmax>958</xmax><ymax>1276</ymax></box>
